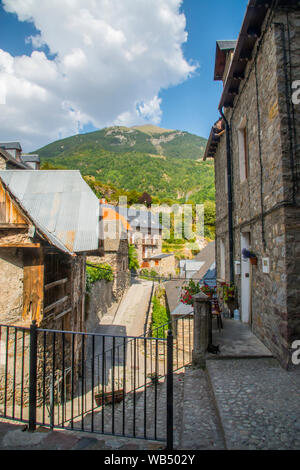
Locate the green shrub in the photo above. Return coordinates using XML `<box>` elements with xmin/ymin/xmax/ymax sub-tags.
<box><xmin>151</xmin><ymin>296</ymin><xmax>169</xmax><ymax>338</ymax></box>
<box><xmin>86</xmin><ymin>263</ymin><xmax>114</xmax><ymax>293</ymax></box>
<box><xmin>128</xmin><ymin>244</ymin><xmax>139</xmax><ymax>271</ymax></box>
<box><xmin>140</xmin><ymin>269</ymin><xmax>159</xmax><ymax>280</ymax></box>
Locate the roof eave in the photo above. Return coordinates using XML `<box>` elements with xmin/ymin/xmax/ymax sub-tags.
<box><xmin>0</xmin><ymin>174</ymin><xmax>74</xmax><ymax>256</ymax></box>
<box><xmin>218</xmin><ymin>0</ymin><xmax>290</xmax><ymax>110</ymax></box>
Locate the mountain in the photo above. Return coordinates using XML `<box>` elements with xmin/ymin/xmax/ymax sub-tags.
<box><xmin>34</xmin><ymin>125</ymin><xmax>214</xmax><ymax>204</ymax></box>
<box><xmin>35</xmin><ymin>125</ymin><xmax>207</xmax><ymax>160</ymax></box>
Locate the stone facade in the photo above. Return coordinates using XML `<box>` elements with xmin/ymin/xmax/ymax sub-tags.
<box><xmin>212</xmin><ymin>5</ymin><xmax>300</xmax><ymax>368</ymax></box>
<box><xmin>147</xmin><ymin>254</ymin><xmax>176</xmax><ymax>277</ymax></box>
<box><xmin>0</xmin><ymin>248</ymin><xmax>24</xmax><ymax>324</ymax></box>
<box><xmin>130</xmin><ymin>228</ymin><xmax>163</xmax><ymax>266</ymax></box>
<box><xmin>88</xmin><ymin>235</ymin><xmax>130</xmax><ymax>302</ymax></box>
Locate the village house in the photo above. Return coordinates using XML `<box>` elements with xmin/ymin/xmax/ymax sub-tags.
<box><xmin>0</xmin><ymin>169</ymin><xmax>103</xmax><ymax>408</ymax></box>
<box><xmin>204</xmin><ymin>0</ymin><xmax>300</xmax><ymax>368</ymax></box>
<box><xmin>0</xmin><ymin>146</ymin><xmax>28</xmax><ymax>171</ymax></box>
<box><xmin>0</xmin><ymin>170</ymin><xmax>102</xmax><ymax>330</ymax></box>
<box><xmin>125</xmin><ymin>206</ymin><xmax>176</xmax><ymax>276</ymax></box>
<box><xmin>20</xmin><ymin>154</ymin><xmax>40</xmax><ymax>170</ymax></box>
<box><xmin>0</xmin><ymin>142</ymin><xmax>40</xmax><ymax>171</ymax></box>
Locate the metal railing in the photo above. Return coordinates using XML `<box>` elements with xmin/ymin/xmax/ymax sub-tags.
<box><xmin>0</xmin><ymin>322</ymin><xmax>174</xmax><ymax>448</ymax></box>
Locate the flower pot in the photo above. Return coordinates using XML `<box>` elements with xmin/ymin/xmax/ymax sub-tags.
<box><xmin>95</xmin><ymin>389</ymin><xmax>124</xmax><ymax>407</ymax></box>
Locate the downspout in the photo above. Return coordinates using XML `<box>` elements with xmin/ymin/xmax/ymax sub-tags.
<box><xmin>219</xmin><ymin>107</ymin><xmax>234</xmax><ymax>285</ymax></box>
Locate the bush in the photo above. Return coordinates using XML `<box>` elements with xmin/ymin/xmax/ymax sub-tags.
<box><xmin>86</xmin><ymin>263</ymin><xmax>114</xmax><ymax>293</ymax></box>
<box><xmin>151</xmin><ymin>296</ymin><xmax>169</xmax><ymax>338</ymax></box>
<box><xmin>128</xmin><ymin>244</ymin><xmax>139</xmax><ymax>271</ymax></box>
<box><xmin>140</xmin><ymin>269</ymin><xmax>159</xmax><ymax>280</ymax></box>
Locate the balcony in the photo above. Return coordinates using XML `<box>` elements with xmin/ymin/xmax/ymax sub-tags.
<box><xmin>142</xmin><ymin>237</ymin><xmax>158</xmax><ymax>246</ymax></box>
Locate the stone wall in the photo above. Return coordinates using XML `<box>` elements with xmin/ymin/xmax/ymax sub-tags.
<box><xmin>0</xmin><ymin>248</ymin><xmax>24</xmax><ymax>324</ymax></box>
<box><xmin>148</xmin><ymin>254</ymin><xmax>176</xmax><ymax>277</ymax></box>
<box><xmin>0</xmin><ymin>253</ymin><xmax>87</xmax><ymax>410</ymax></box>
<box><xmin>88</xmin><ymin>238</ymin><xmax>130</xmax><ymax>300</ymax></box>
<box><xmin>214</xmin><ymin>5</ymin><xmax>300</xmax><ymax>368</ymax></box>
<box><xmin>0</xmin><ymin>155</ymin><xmax>6</xmax><ymax>170</ymax></box>
<box><xmin>85</xmin><ymin>279</ymin><xmax>114</xmax><ymax>331</ymax></box>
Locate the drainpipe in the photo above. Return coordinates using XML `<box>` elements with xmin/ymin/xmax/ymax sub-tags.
<box><xmin>219</xmin><ymin>107</ymin><xmax>234</xmax><ymax>285</ymax></box>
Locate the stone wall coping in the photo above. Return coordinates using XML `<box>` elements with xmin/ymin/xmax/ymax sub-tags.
<box><xmin>193</xmin><ymin>292</ymin><xmax>209</xmax><ymax>302</ymax></box>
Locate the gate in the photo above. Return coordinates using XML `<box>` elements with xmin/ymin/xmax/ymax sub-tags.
<box><xmin>0</xmin><ymin>321</ymin><xmax>175</xmax><ymax>448</ymax></box>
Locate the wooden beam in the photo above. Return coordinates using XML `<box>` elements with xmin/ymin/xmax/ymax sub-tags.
<box><xmin>233</xmin><ymin>72</ymin><xmax>245</xmax><ymax>80</ymax></box>
<box><xmin>22</xmin><ymin>247</ymin><xmax>44</xmax><ymax>324</ymax></box>
<box><xmin>44</xmin><ymin>296</ymin><xmax>69</xmax><ymax>314</ymax></box>
<box><xmin>55</xmin><ymin>308</ymin><xmax>72</xmax><ymax>320</ymax></box>
<box><xmin>0</xmin><ymin>223</ymin><xmax>28</xmax><ymax>229</ymax></box>
<box><xmin>0</xmin><ymin>243</ymin><xmax>41</xmax><ymax>248</ymax></box>
<box><xmin>44</xmin><ymin>278</ymin><xmax>68</xmax><ymax>291</ymax></box>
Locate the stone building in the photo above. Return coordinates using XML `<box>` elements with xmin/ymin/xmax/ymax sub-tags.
<box><xmin>204</xmin><ymin>0</ymin><xmax>300</xmax><ymax>368</ymax></box>
<box><xmin>126</xmin><ymin>207</ymin><xmax>163</xmax><ymax>266</ymax></box>
<box><xmin>87</xmin><ymin>203</ymin><xmax>130</xmax><ymax>309</ymax></box>
<box><xmin>146</xmin><ymin>253</ymin><xmax>176</xmax><ymax>277</ymax></box>
<box><xmin>0</xmin><ymin>169</ymin><xmax>101</xmax><ymax>329</ymax></box>
<box><xmin>0</xmin><ymin>142</ymin><xmax>40</xmax><ymax>171</ymax></box>
<box><xmin>0</xmin><ymin>146</ymin><xmax>28</xmax><ymax>171</ymax></box>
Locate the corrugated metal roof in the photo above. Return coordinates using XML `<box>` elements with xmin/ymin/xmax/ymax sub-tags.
<box><xmin>0</xmin><ymin>170</ymin><xmax>99</xmax><ymax>254</ymax></box>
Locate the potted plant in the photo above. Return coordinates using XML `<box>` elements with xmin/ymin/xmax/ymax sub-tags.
<box><xmin>148</xmin><ymin>372</ymin><xmax>159</xmax><ymax>385</ymax></box>
<box><xmin>242</xmin><ymin>248</ymin><xmax>257</xmax><ymax>266</ymax></box>
<box><xmin>180</xmin><ymin>280</ymin><xmax>201</xmax><ymax>305</ymax></box>
<box><xmin>200</xmin><ymin>284</ymin><xmax>215</xmax><ymax>298</ymax></box>
<box><xmin>221</xmin><ymin>282</ymin><xmax>235</xmax><ymax>317</ymax></box>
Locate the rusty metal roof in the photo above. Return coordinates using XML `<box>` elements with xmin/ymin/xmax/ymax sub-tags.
<box><xmin>0</xmin><ymin>170</ymin><xmax>100</xmax><ymax>254</ymax></box>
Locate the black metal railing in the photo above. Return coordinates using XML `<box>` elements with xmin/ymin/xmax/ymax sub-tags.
<box><xmin>147</xmin><ymin>312</ymin><xmax>194</xmax><ymax>372</ymax></box>
<box><xmin>0</xmin><ymin>322</ymin><xmax>174</xmax><ymax>448</ymax></box>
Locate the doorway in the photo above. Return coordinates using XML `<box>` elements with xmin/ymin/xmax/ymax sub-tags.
<box><xmin>240</xmin><ymin>232</ymin><xmax>251</xmax><ymax>324</ymax></box>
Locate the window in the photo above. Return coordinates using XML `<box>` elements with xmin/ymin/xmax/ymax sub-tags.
<box><xmin>238</xmin><ymin>117</ymin><xmax>249</xmax><ymax>182</ymax></box>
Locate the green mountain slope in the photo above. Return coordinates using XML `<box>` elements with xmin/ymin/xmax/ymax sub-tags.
<box><xmin>35</xmin><ymin>125</ymin><xmax>207</xmax><ymax>161</ymax></box>
<box><xmin>35</xmin><ymin>125</ymin><xmax>213</xmax><ymax>204</ymax></box>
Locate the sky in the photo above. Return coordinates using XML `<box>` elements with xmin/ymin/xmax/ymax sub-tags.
<box><xmin>0</xmin><ymin>0</ymin><xmax>248</xmax><ymax>152</ymax></box>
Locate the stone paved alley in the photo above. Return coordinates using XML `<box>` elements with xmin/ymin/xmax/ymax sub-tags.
<box><xmin>0</xmin><ymin>354</ymin><xmax>299</xmax><ymax>450</ymax></box>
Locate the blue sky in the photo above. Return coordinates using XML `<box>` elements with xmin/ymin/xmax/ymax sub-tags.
<box><xmin>160</xmin><ymin>0</ymin><xmax>248</xmax><ymax>137</ymax></box>
<box><xmin>0</xmin><ymin>0</ymin><xmax>248</xmax><ymax>150</ymax></box>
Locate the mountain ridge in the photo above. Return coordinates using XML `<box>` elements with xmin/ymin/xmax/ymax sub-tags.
<box><xmin>35</xmin><ymin>125</ymin><xmax>214</xmax><ymax>204</ymax></box>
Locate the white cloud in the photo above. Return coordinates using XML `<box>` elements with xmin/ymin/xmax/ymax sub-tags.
<box><xmin>1</xmin><ymin>0</ymin><xmax>196</xmax><ymax>151</ymax></box>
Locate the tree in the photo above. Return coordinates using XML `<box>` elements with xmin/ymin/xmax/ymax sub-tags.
<box><xmin>138</xmin><ymin>192</ymin><xmax>152</xmax><ymax>207</ymax></box>
<box><xmin>128</xmin><ymin>244</ymin><xmax>139</xmax><ymax>271</ymax></box>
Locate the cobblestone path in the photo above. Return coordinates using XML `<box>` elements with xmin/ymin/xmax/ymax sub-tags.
<box><xmin>207</xmin><ymin>358</ymin><xmax>300</xmax><ymax>450</ymax></box>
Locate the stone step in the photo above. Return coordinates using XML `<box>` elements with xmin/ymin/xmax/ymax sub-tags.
<box><xmin>178</xmin><ymin>366</ymin><xmax>226</xmax><ymax>450</ymax></box>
